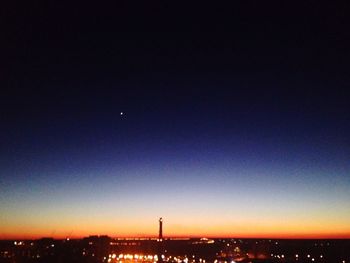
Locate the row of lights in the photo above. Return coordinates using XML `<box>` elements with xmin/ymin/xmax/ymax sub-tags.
<box><xmin>106</xmin><ymin>254</ymin><xmax>203</xmax><ymax>263</ymax></box>
<box><xmin>108</xmin><ymin>253</ymin><xmax>164</xmax><ymax>261</ymax></box>
<box><xmin>271</xmin><ymin>253</ymin><xmax>325</xmax><ymax>261</ymax></box>
<box><xmin>14</xmin><ymin>241</ymin><xmax>54</xmax><ymax>248</ymax></box>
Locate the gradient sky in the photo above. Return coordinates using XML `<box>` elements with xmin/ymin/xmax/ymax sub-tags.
<box><xmin>1</xmin><ymin>2</ymin><xmax>350</xmax><ymax>239</ymax></box>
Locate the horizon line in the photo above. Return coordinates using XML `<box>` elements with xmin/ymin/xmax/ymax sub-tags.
<box><xmin>2</xmin><ymin>234</ymin><xmax>350</xmax><ymax>240</ymax></box>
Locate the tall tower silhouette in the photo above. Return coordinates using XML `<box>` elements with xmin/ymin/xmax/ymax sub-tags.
<box><xmin>159</xmin><ymin>217</ymin><xmax>163</xmax><ymax>241</ymax></box>
<box><xmin>157</xmin><ymin>217</ymin><xmax>164</xmax><ymax>262</ymax></box>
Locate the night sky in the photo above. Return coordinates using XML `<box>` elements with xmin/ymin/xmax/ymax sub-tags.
<box><xmin>1</xmin><ymin>2</ymin><xmax>350</xmax><ymax>239</ymax></box>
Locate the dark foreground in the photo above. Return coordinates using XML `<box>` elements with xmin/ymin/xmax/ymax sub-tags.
<box><xmin>1</xmin><ymin>237</ymin><xmax>349</xmax><ymax>263</ymax></box>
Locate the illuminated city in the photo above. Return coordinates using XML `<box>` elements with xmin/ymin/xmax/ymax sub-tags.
<box><xmin>1</xmin><ymin>1</ymin><xmax>349</xmax><ymax>263</ymax></box>
<box><xmin>1</xmin><ymin>218</ymin><xmax>349</xmax><ymax>263</ymax></box>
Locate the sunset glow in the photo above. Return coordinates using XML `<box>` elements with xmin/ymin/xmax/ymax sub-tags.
<box><xmin>1</xmin><ymin>2</ymin><xmax>350</xmax><ymax>246</ymax></box>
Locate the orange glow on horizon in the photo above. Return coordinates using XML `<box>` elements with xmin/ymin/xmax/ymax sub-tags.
<box><xmin>2</xmin><ymin>212</ymin><xmax>350</xmax><ymax>240</ymax></box>
<box><xmin>2</xmin><ymin>226</ymin><xmax>350</xmax><ymax>240</ymax></box>
<box><xmin>2</xmin><ymin>233</ymin><xmax>350</xmax><ymax>240</ymax></box>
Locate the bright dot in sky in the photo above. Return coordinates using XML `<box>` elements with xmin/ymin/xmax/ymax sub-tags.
<box><xmin>120</xmin><ymin>112</ymin><xmax>124</xmax><ymax>116</ymax></box>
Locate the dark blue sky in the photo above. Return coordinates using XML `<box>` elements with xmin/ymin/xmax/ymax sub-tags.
<box><xmin>1</xmin><ymin>1</ymin><xmax>350</xmax><ymax>238</ymax></box>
